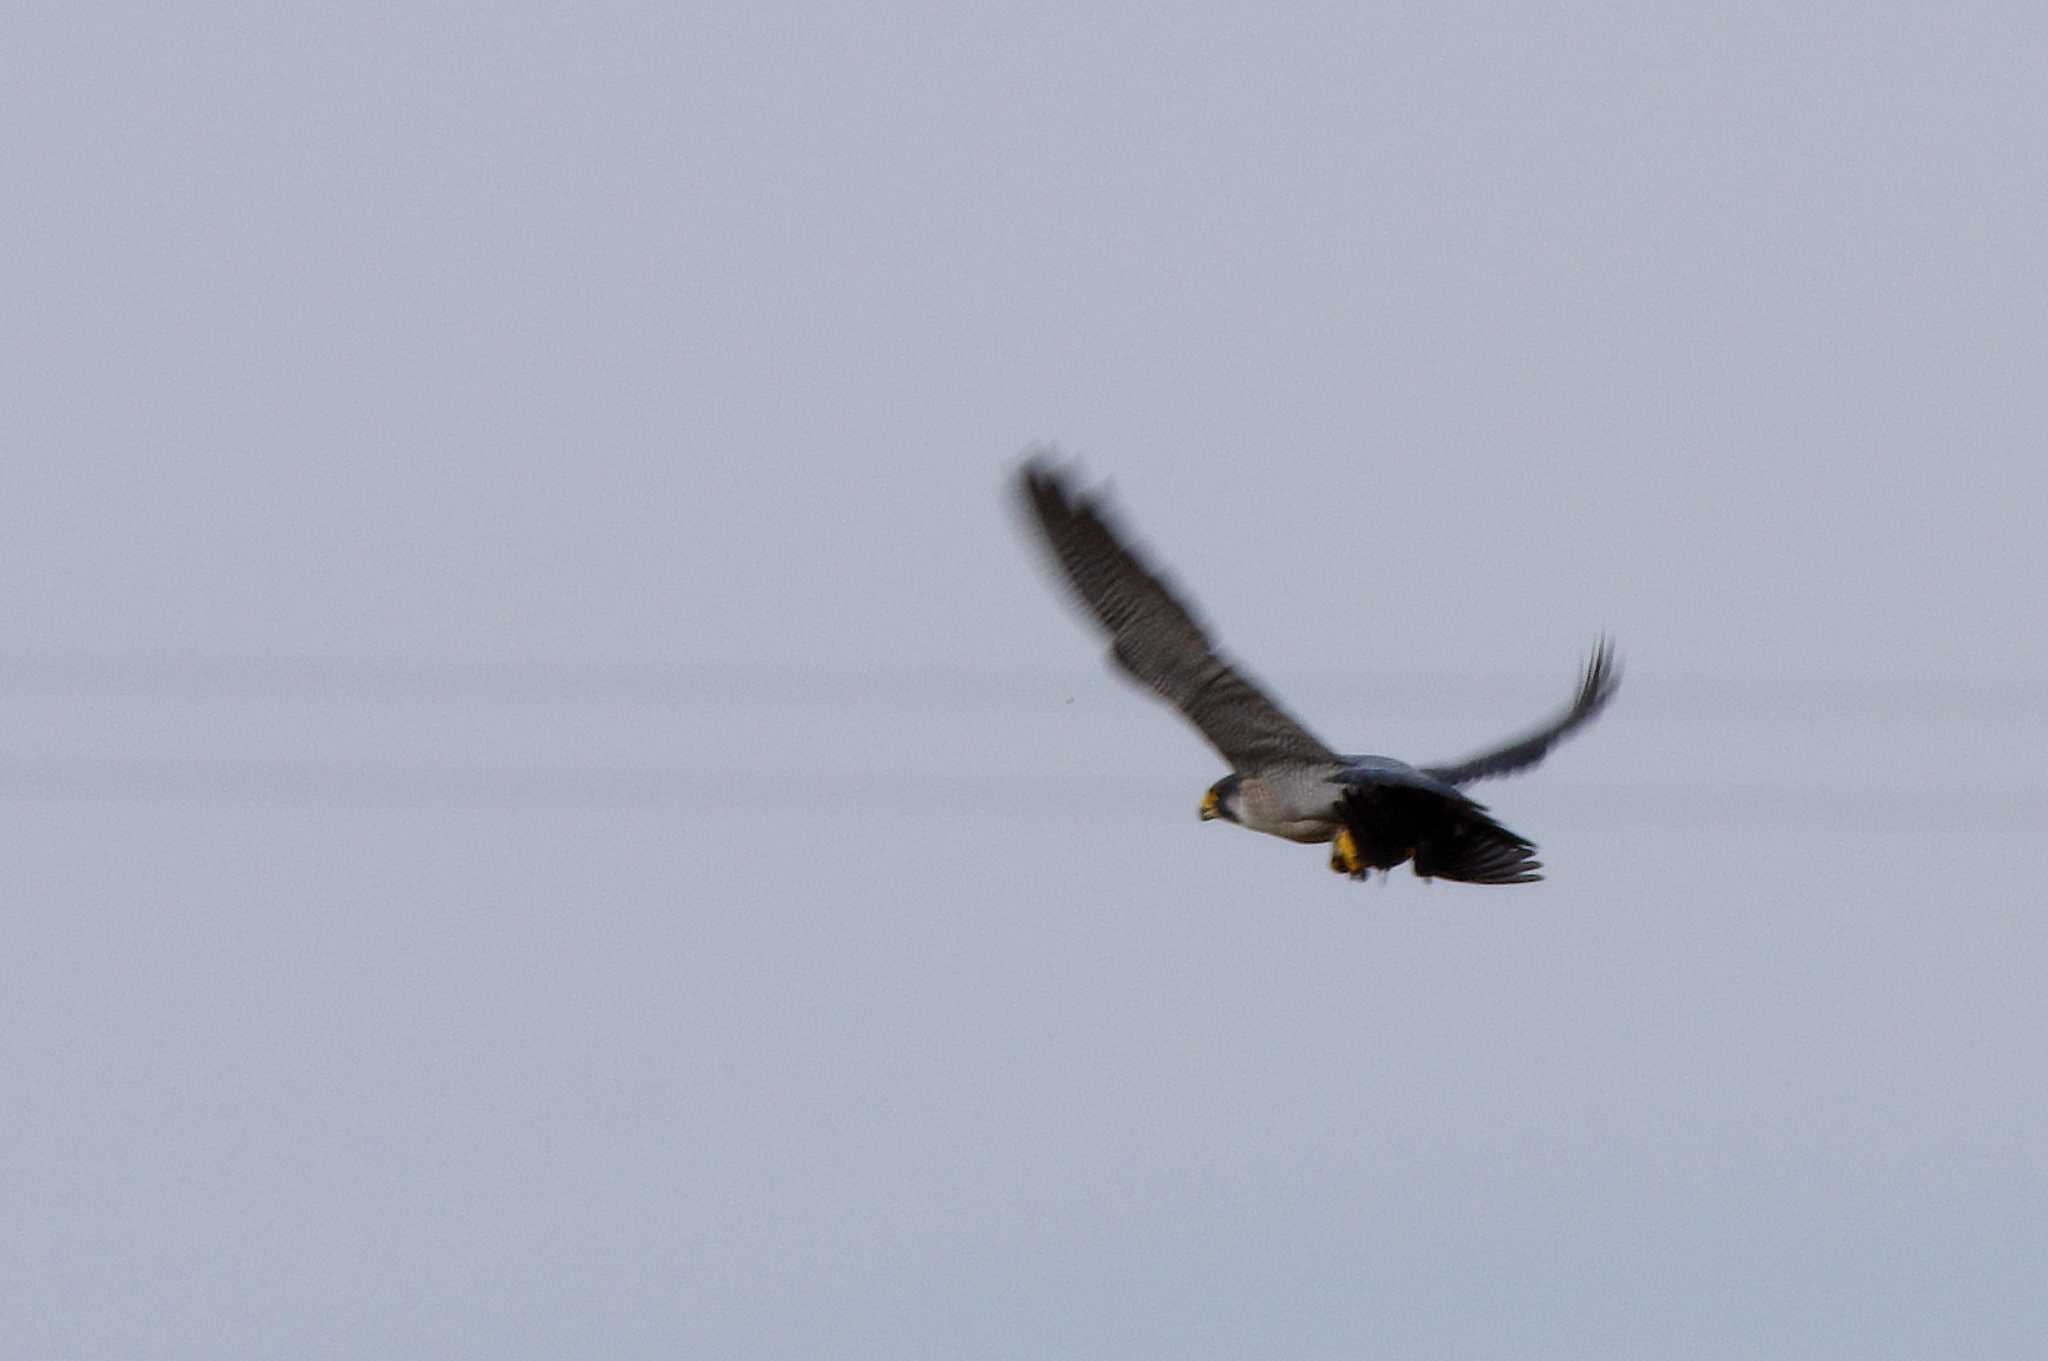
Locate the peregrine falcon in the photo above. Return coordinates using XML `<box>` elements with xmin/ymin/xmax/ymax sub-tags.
<box><xmin>1016</xmin><ymin>454</ymin><xmax>1618</xmax><ymax>884</ymax></box>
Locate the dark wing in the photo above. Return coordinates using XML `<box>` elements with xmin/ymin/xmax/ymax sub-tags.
<box><xmin>1016</xmin><ymin>454</ymin><xmax>1336</xmax><ymax>773</ymax></box>
<box><xmin>1421</xmin><ymin>638</ymin><xmax>1619</xmax><ymax>787</ymax></box>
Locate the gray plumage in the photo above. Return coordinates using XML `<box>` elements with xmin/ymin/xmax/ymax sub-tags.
<box><xmin>1015</xmin><ymin>453</ymin><xmax>1619</xmax><ymax>885</ymax></box>
<box><xmin>1016</xmin><ymin>457</ymin><xmax>1336</xmax><ymax>773</ymax></box>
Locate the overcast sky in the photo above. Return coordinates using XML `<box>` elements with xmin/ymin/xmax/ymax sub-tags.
<box><xmin>5</xmin><ymin>4</ymin><xmax>2045</xmax><ymax>1357</ymax></box>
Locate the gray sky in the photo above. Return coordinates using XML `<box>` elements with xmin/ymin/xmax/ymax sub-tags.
<box><xmin>5</xmin><ymin>4</ymin><xmax>2045</xmax><ymax>1357</ymax></box>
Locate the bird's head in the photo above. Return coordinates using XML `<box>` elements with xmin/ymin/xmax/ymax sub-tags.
<box><xmin>1200</xmin><ymin>774</ymin><xmax>1242</xmax><ymax>824</ymax></box>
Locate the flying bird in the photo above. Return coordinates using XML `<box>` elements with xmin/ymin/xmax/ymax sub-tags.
<box><xmin>1016</xmin><ymin>454</ymin><xmax>1618</xmax><ymax>884</ymax></box>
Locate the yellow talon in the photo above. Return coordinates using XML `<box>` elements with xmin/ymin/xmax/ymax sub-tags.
<box><xmin>1330</xmin><ymin>827</ymin><xmax>1365</xmax><ymax>876</ymax></box>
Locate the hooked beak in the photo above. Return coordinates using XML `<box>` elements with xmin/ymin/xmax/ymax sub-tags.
<box><xmin>1199</xmin><ymin>790</ymin><xmax>1220</xmax><ymax>821</ymax></box>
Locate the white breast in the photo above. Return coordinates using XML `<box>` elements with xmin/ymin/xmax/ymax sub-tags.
<box><xmin>1237</xmin><ymin>774</ymin><xmax>1341</xmax><ymax>843</ymax></box>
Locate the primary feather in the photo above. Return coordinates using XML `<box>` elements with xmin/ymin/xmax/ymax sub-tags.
<box><xmin>1422</xmin><ymin>639</ymin><xmax>1620</xmax><ymax>787</ymax></box>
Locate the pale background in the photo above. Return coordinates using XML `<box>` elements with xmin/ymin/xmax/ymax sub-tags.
<box><xmin>5</xmin><ymin>4</ymin><xmax>2044</xmax><ymax>1356</ymax></box>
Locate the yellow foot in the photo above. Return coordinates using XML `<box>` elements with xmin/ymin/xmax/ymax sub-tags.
<box><xmin>1330</xmin><ymin>826</ymin><xmax>1365</xmax><ymax>877</ymax></box>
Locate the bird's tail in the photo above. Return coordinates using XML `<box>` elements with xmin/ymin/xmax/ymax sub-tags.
<box><xmin>1340</xmin><ymin>785</ymin><xmax>1543</xmax><ymax>885</ymax></box>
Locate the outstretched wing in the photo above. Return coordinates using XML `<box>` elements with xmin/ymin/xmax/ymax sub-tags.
<box><xmin>1422</xmin><ymin>638</ymin><xmax>1620</xmax><ymax>787</ymax></box>
<box><xmin>1016</xmin><ymin>455</ymin><xmax>1336</xmax><ymax>773</ymax></box>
